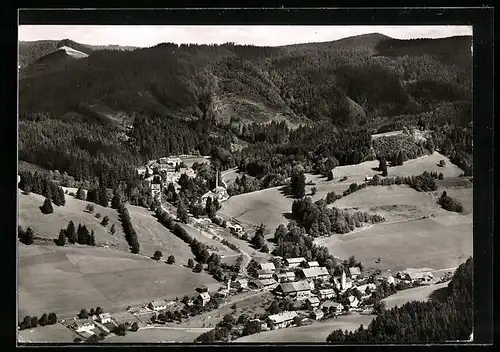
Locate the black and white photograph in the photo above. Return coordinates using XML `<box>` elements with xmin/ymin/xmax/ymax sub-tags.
<box><xmin>16</xmin><ymin>8</ymin><xmax>489</xmax><ymax>346</ymax></box>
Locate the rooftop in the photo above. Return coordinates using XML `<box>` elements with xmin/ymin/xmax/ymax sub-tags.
<box><xmin>279</xmin><ymin>280</ymin><xmax>311</xmax><ymax>293</ymax></box>
<box><xmin>307</xmin><ymin>297</ymin><xmax>320</xmax><ymax>304</ymax></box>
<box><xmin>199</xmin><ymin>292</ymin><xmax>211</xmax><ymax>300</ymax></box>
<box><xmin>349</xmin><ymin>267</ymin><xmax>361</xmax><ymax>275</ymax></box>
<box><xmin>260</xmin><ymin>263</ymin><xmax>276</xmax><ymax>271</ymax></box>
<box><xmin>259</xmin><ymin>278</ymin><xmax>278</xmax><ymax>286</ymax></box>
<box><xmin>286</xmin><ymin>257</ymin><xmax>306</xmax><ymax>264</ymax></box>
<box><xmin>150</xmin><ymin>299</ymin><xmax>168</xmax><ymax>307</ymax></box>
<box><xmin>301</xmin><ymin>267</ymin><xmax>330</xmax><ymax>278</ymax></box>
<box><xmin>269</xmin><ymin>311</ymin><xmax>298</xmax><ymax>323</ymax></box>
<box><xmin>307</xmin><ymin>261</ymin><xmax>320</xmax><ymax>267</ymax></box>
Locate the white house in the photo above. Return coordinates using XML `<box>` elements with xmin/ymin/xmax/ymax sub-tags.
<box><xmin>356</xmin><ymin>283</ymin><xmax>377</xmax><ymax>295</ymax></box>
<box><xmin>306</xmin><ymin>296</ymin><xmax>321</xmax><ymax>308</ymax></box>
<box><xmin>136</xmin><ymin>167</ymin><xmax>147</xmax><ymax>176</ymax></box>
<box><xmin>365</xmin><ymin>176</ymin><xmax>373</xmax><ymax>182</ymax></box>
<box><xmin>306</xmin><ymin>261</ymin><xmax>320</xmax><ymax>268</ymax></box>
<box><xmin>228</xmin><ymin>223</ymin><xmax>243</xmax><ymax>234</ymax></box>
<box><xmin>324</xmin><ymin>301</ymin><xmax>344</xmax><ymax>314</ymax></box>
<box><xmin>97</xmin><ymin>313</ymin><xmax>112</xmax><ymax>324</ymax></box>
<box><xmin>349</xmin><ymin>267</ymin><xmax>362</xmax><ymax>279</ymax></box>
<box><xmin>285</xmin><ymin>257</ymin><xmax>306</xmax><ymax>268</ymax></box>
<box><xmin>231</xmin><ymin>278</ymin><xmax>248</xmax><ymax>290</ymax></box>
<box><xmin>260</xmin><ymin>262</ymin><xmax>276</xmax><ymax>271</ymax></box>
<box><xmin>299</xmin><ymin>267</ymin><xmax>330</xmax><ymax>281</ymax></box>
<box><xmin>257</xmin><ymin>269</ymin><xmax>274</xmax><ymax>280</ymax></box>
<box><xmin>71</xmin><ymin>319</ymin><xmax>95</xmax><ymax>333</ymax></box>
<box><xmin>311</xmin><ymin>308</ymin><xmax>324</xmax><ymax>320</ymax></box>
<box><xmin>198</xmin><ymin>292</ymin><xmax>211</xmax><ymax>306</ymax></box>
<box><xmin>268</xmin><ymin>311</ymin><xmax>298</xmax><ymax>329</ymax></box>
<box><xmin>149</xmin><ymin>299</ymin><xmax>168</xmax><ymax>311</ymax></box>
<box><xmin>348</xmin><ymin>295</ymin><xmax>360</xmax><ymax>308</ymax></box>
<box><xmin>318</xmin><ymin>288</ymin><xmax>336</xmax><ymax>300</ymax></box>
<box><xmin>259</xmin><ymin>278</ymin><xmax>279</xmax><ymax>289</ymax></box>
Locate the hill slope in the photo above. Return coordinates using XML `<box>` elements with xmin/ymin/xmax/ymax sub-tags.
<box><xmin>19</xmin><ymin>35</ymin><xmax>472</xmax><ymax>127</ymax></box>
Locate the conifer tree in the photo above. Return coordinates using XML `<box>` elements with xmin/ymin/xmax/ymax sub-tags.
<box><xmin>66</xmin><ymin>220</ymin><xmax>77</xmax><ymax>244</ymax></box>
<box><xmin>41</xmin><ymin>198</ymin><xmax>54</xmax><ymax>214</ymax></box>
<box><xmin>76</xmin><ymin>186</ymin><xmax>86</xmax><ymax>200</ymax></box>
<box><xmin>98</xmin><ymin>184</ymin><xmax>108</xmax><ymax>207</ymax></box>
<box><xmin>56</xmin><ymin>229</ymin><xmax>66</xmax><ymax>246</ymax></box>
<box><xmin>111</xmin><ymin>189</ymin><xmax>122</xmax><ymax>209</ymax></box>
<box><xmin>110</xmin><ymin>223</ymin><xmax>116</xmax><ymax>235</ymax></box>
<box><xmin>89</xmin><ymin>230</ymin><xmax>96</xmax><ymax>246</ymax></box>
<box><xmin>177</xmin><ymin>199</ymin><xmax>189</xmax><ymax>224</ymax></box>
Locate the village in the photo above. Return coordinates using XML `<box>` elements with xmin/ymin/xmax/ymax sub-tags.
<box><xmin>57</xmin><ymin>250</ymin><xmax>438</xmax><ymax>342</ymax></box>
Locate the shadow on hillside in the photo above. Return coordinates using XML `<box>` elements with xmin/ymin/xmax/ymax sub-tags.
<box><xmin>371</xmin><ymin>167</ymin><xmax>381</xmax><ymax>172</ymax></box>
<box><xmin>282</xmin><ymin>212</ymin><xmax>294</xmax><ymax>221</ymax></box>
<box><xmin>428</xmin><ymin>285</ymin><xmax>450</xmax><ymax>302</ymax></box>
<box><xmin>278</xmin><ymin>185</ymin><xmax>294</xmax><ymax>198</ymax></box>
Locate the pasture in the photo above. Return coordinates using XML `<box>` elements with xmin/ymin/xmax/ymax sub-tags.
<box><xmin>18</xmin><ymin>190</ymin><xmax>196</xmax><ymax>263</ymax></box>
<box><xmin>18</xmin><ymin>323</ymin><xmax>80</xmax><ymax>343</ymax></box>
<box><xmin>382</xmin><ymin>282</ymin><xmax>450</xmax><ymax>310</ymax></box>
<box><xmin>18</xmin><ymin>244</ymin><xmax>221</xmax><ymax>319</ymax></box>
<box><xmin>321</xmin><ymin>216</ymin><xmax>472</xmax><ymax>271</ymax></box>
<box><xmin>104</xmin><ymin>327</ymin><xmax>206</xmax><ymax>343</ymax></box>
<box><xmin>234</xmin><ymin>314</ymin><xmax>376</xmax><ymax>343</ymax></box>
<box><xmin>334</xmin><ymin>185</ymin><xmax>441</xmax><ymax>222</ymax></box>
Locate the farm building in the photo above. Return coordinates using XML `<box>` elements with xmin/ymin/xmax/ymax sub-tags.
<box><xmin>216</xmin><ymin>289</ymin><xmax>230</xmax><ymax>298</ymax></box>
<box><xmin>298</xmin><ymin>267</ymin><xmax>330</xmax><ymax>280</ymax></box>
<box><xmin>151</xmin><ymin>183</ymin><xmax>161</xmax><ymax>198</ymax></box>
<box><xmin>268</xmin><ymin>311</ymin><xmax>298</xmax><ymax>329</ymax></box>
<box><xmin>285</xmin><ymin>257</ymin><xmax>306</xmax><ymax>268</ymax></box>
<box><xmin>347</xmin><ymin>296</ymin><xmax>360</xmax><ymax>308</ymax></box>
<box><xmin>356</xmin><ymin>283</ymin><xmax>376</xmax><ymax>295</ymax></box>
<box><xmin>323</xmin><ymin>301</ymin><xmax>344</xmax><ymax>314</ymax></box>
<box><xmin>398</xmin><ymin>268</ymin><xmax>434</xmax><ymax>283</ymax></box>
<box><xmin>260</xmin><ymin>278</ymin><xmax>279</xmax><ymax>289</ymax></box>
<box><xmin>136</xmin><ymin>167</ymin><xmax>147</xmax><ymax>176</ymax></box>
<box><xmin>257</xmin><ymin>269</ymin><xmax>274</xmax><ymax>279</ymax></box>
<box><xmin>228</xmin><ymin>223</ymin><xmax>243</xmax><ymax>234</ymax></box>
<box><xmin>318</xmin><ymin>288</ymin><xmax>336</xmax><ymax>300</ymax></box>
<box><xmin>274</xmin><ymin>281</ymin><xmax>311</xmax><ymax>300</ymax></box>
<box><xmin>311</xmin><ymin>308</ymin><xmax>324</xmax><ymax>320</ymax></box>
<box><xmin>198</xmin><ymin>292</ymin><xmax>211</xmax><ymax>306</ymax></box>
<box><xmin>365</xmin><ymin>176</ymin><xmax>373</xmax><ymax>182</ymax></box>
<box><xmin>305</xmin><ymin>261</ymin><xmax>319</xmax><ymax>268</ymax></box>
<box><xmin>306</xmin><ymin>296</ymin><xmax>321</xmax><ymax>308</ymax></box>
<box><xmin>373</xmin><ymin>272</ymin><xmax>396</xmax><ymax>285</ymax></box>
<box><xmin>159</xmin><ymin>156</ymin><xmax>182</xmax><ymax>167</ymax></box>
<box><xmin>249</xmin><ymin>318</ymin><xmax>269</xmax><ymax>331</ymax></box>
<box><xmin>231</xmin><ymin>278</ymin><xmax>248</xmax><ymax>290</ymax></box>
<box><xmin>97</xmin><ymin>313</ymin><xmax>112</xmax><ymax>324</ymax></box>
<box><xmin>274</xmin><ymin>271</ymin><xmax>296</xmax><ymax>283</ymax></box>
<box><xmin>260</xmin><ymin>262</ymin><xmax>276</xmax><ymax>271</ymax></box>
<box><xmin>349</xmin><ymin>267</ymin><xmax>362</xmax><ymax>279</ymax></box>
<box><xmin>71</xmin><ymin>319</ymin><xmax>95</xmax><ymax>333</ymax></box>
<box><xmin>149</xmin><ymin>300</ymin><xmax>168</xmax><ymax>312</ymax></box>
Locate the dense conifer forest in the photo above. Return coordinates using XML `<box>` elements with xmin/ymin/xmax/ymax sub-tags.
<box><xmin>18</xmin><ymin>35</ymin><xmax>473</xmax><ymax>190</ymax></box>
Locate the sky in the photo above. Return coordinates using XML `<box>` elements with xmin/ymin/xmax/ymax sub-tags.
<box><xmin>18</xmin><ymin>25</ymin><xmax>472</xmax><ymax>47</ymax></box>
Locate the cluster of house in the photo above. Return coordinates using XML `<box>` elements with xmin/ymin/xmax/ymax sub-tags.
<box><xmin>68</xmin><ymin>312</ymin><xmax>113</xmax><ymax>335</ymax></box>
<box><xmin>395</xmin><ymin>268</ymin><xmax>434</xmax><ymax>284</ymax></box>
<box><xmin>136</xmin><ymin>156</ymin><xmax>198</xmax><ymax>199</ymax></box>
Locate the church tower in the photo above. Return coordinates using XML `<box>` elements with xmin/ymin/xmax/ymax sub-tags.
<box><xmin>341</xmin><ymin>270</ymin><xmax>346</xmax><ymax>290</ymax></box>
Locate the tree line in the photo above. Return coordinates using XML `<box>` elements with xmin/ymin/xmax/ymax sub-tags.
<box><xmin>19</xmin><ymin>171</ymin><xmax>66</xmax><ymax>206</ymax></box>
<box><xmin>19</xmin><ymin>312</ymin><xmax>58</xmax><ymax>330</ymax></box>
<box><xmin>291</xmin><ymin>197</ymin><xmax>385</xmax><ymax>237</ymax></box>
<box><xmin>116</xmin><ymin>200</ymin><xmax>140</xmax><ymax>254</ymax></box>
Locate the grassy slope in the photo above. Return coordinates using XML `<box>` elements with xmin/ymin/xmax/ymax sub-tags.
<box><xmin>382</xmin><ymin>282</ymin><xmax>450</xmax><ymax>310</ymax></box>
<box><xmin>18</xmin><ymin>244</ymin><xmax>221</xmax><ymax>319</ymax></box>
<box><xmin>234</xmin><ymin>314</ymin><xmax>376</xmax><ymax>343</ymax></box>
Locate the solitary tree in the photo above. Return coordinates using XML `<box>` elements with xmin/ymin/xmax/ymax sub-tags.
<box><xmin>110</xmin><ymin>224</ymin><xmax>116</xmax><ymax>235</ymax></box>
<box><xmin>130</xmin><ymin>322</ymin><xmax>139</xmax><ymax>332</ymax></box>
<box><xmin>177</xmin><ymin>200</ymin><xmax>189</xmax><ymax>224</ymax></box>
<box><xmin>66</xmin><ymin>220</ymin><xmax>77</xmax><ymax>244</ymax></box>
<box><xmin>261</xmin><ymin>244</ymin><xmax>269</xmax><ymax>253</ymax></box>
<box><xmin>89</xmin><ymin>230</ymin><xmax>96</xmax><ymax>246</ymax></box>
<box><xmin>95</xmin><ymin>307</ymin><xmax>103</xmax><ymax>315</ymax></box>
<box><xmin>95</xmin><ymin>213</ymin><xmax>101</xmax><ymax>219</ymax></box>
<box><xmin>153</xmin><ymin>250</ymin><xmax>163</xmax><ymax>260</ymax></box>
<box><xmin>379</xmin><ymin>158</ymin><xmax>388</xmax><ymax>177</ymax></box>
<box><xmin>311</xmin><ymin>187</ymin><xmax>317</xmax><ymax>196</ymax></box>
<box><xmin>396</xmin><ymin>150</ymin><xmax>406</xmax><ymax>166</ymax></box>
<box><xmin>56</xmin><ymin>229</ymin><xmax>66</xmax><ymax>246</ymax></box>
<box><xmin>187</xmin><ymin>258</ymin><xmax>195</xmax><ymax>268</ymax></box>
<box><xmin>193</xmin><ymin>263</ymin><xmax>203</xmax><ymax>273</ymax></box>
<box><xmin>76</xmin><ymin>187</ymin><xmax>86</xmax><ymax>200</ymax></box>
<box><xmin>167</xmin><ymin>255</ymin><xmax>176</xmax><ymax>264</ymax></box>
<box><xmin>78</xmin><ymin>309</ymin><xmax>89</xmax><ymax>319</ymax></box>
<box><xmin>38</xmin><ymin>313</ymin><xmax>48</xmax><ymax>326</ymax></box>
<box><xmin>327</xmin><ymin>170</ymin><xmax>334</xmax><ymax>181</ymax></box>
<box><xmin>47</xmin><ymin>312</ymin><xmax>57</xmax><ymax>325</ymax></box>
<box><xmin>41</xmin><ymin>198</ymin><xmax>54</xmax><ymax>214</ymax></box>
<box><xmin>20</xmin><ymin>227</ymin><xmax>35</xmax><ymax>245</ymax></box>
<box><xmin>101</xmin><ymin>216</ymin><xmax>110</xmax><ymax>226</ymax></box>
<box><xmin>31</xmin><ymin>316</ymin><xmax>38</xmax><ymax>328</ymax></box>
<box><xmin>326</xmin><ymin>191</ymin><xmax>336</xmax><ymax>204</ymax></box>
<box><xmin>86</xmin><ymin>203</ymin><xmax>95</xmax><ymax>213</ymax></box>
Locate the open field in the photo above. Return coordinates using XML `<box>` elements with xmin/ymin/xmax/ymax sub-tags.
<box><xmin>234</xmin><ymin>314</ymin><xmax>376</xmax><ymax>343</ymax></box>
<box><xmin>321</xmin><ymin>216</ymin><xmax>472</xmax><ymax>271</ymax></box>
<box><xmin>127</xmin><ymin>205</ymin><xmax>194</xmax><ymax>263</ymax></box>
<box><xmin>334</xmin><ymin>185</ymin><xmax>441</xmax><ymax>222</ymax></box>
<box><xmin>434</xmin><ymin>188</ymin><xmax>473</xmax><ymax>214</ymax></box>
<box><xmin>18</xmin><ymin>323</ymin><xmax>80</xmax><ymax>343</ymax></box>
<box><xmin>18</xmin><ymin>244</ymin><xmax>221</xmax><ymax>319</ymax></box>
<box><xmin>179</xmin><ymin>155</ymin><xmax>210</xmax><ymax>168</ymax></box>
<box><xmin>221</xmin><ymin>168</ymin><xmax>255</xmax><ymax>186</ymax></box>
<box><xmin>382</xmin><ymin>282</ymin><xmax>450</xmax><ymax>310</ymax></box>
<box><xmin>18</xmin><ymin>190</ymin><xmax>127</xmax><ymax>250</ymax></box>
<box><xmin>18</xmin><ymin>190</ymin><xmax>196</xmax><ymax>262</ymax></box>
<box><xmin>105</xmin><ymin>327</ymin><xmax>207</xmax><ymax>343</ymax></box>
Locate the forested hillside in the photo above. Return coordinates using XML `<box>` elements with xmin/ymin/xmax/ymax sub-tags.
<box><xmin>18</xmin><ymin>34</ymin><xmax>473</xmax><ymax>189</ymax></box>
